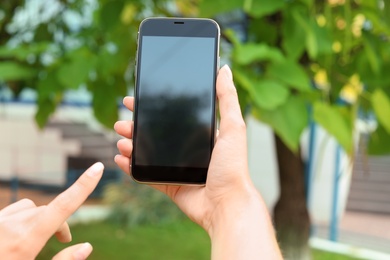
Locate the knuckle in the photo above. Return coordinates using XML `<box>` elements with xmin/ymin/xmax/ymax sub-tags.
<box><xmin>52</xmin><ymin>193</ymin><xmax>73</xmax><ymax>215</ymax></box>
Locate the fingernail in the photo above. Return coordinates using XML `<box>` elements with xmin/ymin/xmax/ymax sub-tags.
<box><xmin>73</xmin><ymin>242</ymin><xmax>93</xmax><ymax>260</ymax></box>
<box><xmin>87</xmin><ymin>162</ymin><xmax>104</xmax><ymax>177</ymax></box>
<box><xmin>223</xmin><ymin>64</ymin><xmax>233</xmax><ymax>81</ymax></box>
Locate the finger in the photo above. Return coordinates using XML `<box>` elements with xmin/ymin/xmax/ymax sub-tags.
<box><xmin>0</xmin><ymin>198</ymin><xmax>36</xmax><ymax>216</ymax></box>
<box><xmin>216</xmin><ymin>65</ymin><xmax>245</xmax><ymax>133</ymax></box>
<box><xmin>117</xmin><ymin>138</ymin><xmax>133</xmax><ymax>157</ymax></box>
<box><xmin>52</xmin><ymin>242</ymin><xmax>93</xmax><ymax>260</ymax></box>
<box><xmin>123</xmin><ymin>96</ymin><xmax>134</xmax><ymax>111</ymax></box>
<box><xmin>114</xmin><ymin>154</ymin><xmax>131</xmax><ymax>175</ymax></box>
<box><xmin>55</xmin><ymin>222</ymin><xmax>72</xmax><ymax>243</ymax></box>
<box><xmin>114</xmin><ymin>121</ymin><xmax>133</xmax><ymax>139</ymax></box>
<box><xmin>39</xmin><ymin>162</ymin><xmax>104</xmax><ymax>235</ymax></box>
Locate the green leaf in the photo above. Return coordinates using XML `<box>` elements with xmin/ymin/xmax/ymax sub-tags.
<box><xmin>37</xmin><ymin>72</ymin><xmax>62</xmax><ymax>99</ymax></box>
<box><xmin>307</xmin><ymin>21</ymin><xmax>333</xmax><ymax>59</ymax></box>
<box><xmin>115</xmin><ymin>75</ymin><xmax>127</xmax><ymax>97</ymax></box>
<box><xmin>254</xmin><ymin>96</ymin><xmax>308</xmax><ymax>152</ymax></box>
<box><xmin>235</xmin><ymin>70</ymin><xmax>290</xmax><ymax>110</ymax></box>
<box><xmin>57</xmin><ymin>49</ymin><xmax>96</xmax><ymax>89</ymax></box>
<box><xmin>35</xmin><ymin>98</ymin><xmax>56</xmax><ymax>129</ymax></box>
<box><xmin>368</xmin><ymin>125</ymin><xmax>390</xmax><ymax>155</ymax></box>
<box><xmin>298</xmin><ymin>0</ymin><xmax>313</xmax><ymax>7</ymax></box>
<box><xmin>199</xmin><ymin>0</ymin><xmax>242</xmax><ymax>17</ymax></box>
<box><xmin>224</xmin><ymin>29</ymin><xmax>241</xmax><ymax>46</ymax></box>
<box><xmin>371</xmin><ymin>89</ymin><xmax>390</xmax><ymax>134</ymax></box>
<box><xmin>268</xmin><ymin>60</ymin><xmax>311</xmax><ymax>91</ymax></box>
<box><xmin>100</xmin><ymin>1</ymin><xmax>124</xmax><ymax>30</ymax></box>
<box><xmin>362</xmin><ymin>31</ymin><xmax>382</xmax><ymax>75</ymax></box>
<box><xmin>292</xmin><ymin>10</ymin><xmax>332</xmax><ymax>59</ymax></box>
<box><xmin>313</xmin><ymin>103</ymin><xmax>353</xmax><ymax>154</ymax></box>
<box><xmin>91</xmin><ymin>79</ymin><xmax>119</xmax><ymax>128</ymax></box>
<box><xmin>384</xmin><ymin>1</ymin><xmax>390</xmax><ymax>27</ymax></box>
<box><xmin>252</xmin><ymin>80</ymin><xmax>290</xmax><ymax>110</ymax></box>
<box><xmin>0</xmin><ymin>43</ymin><xmax>49</xmax><ymax>60</ymax></box>
<box><xmin>96</xmin><ymin>48</ymin><xmax>127</xmax><ymax>77</ymax></box>
<box><xmin>282</xmin><ymin>9</ymin><xmax>306</xmax><ymax>60</ymax></box>
<box><xmin>35</xmin><ymin>90</ymin><xmax>63</xmax><ymax>129</ymax></box>
<box><xmin>247</xmin><ymin>18</ymin><xmax>278</xmax><ymax>46</ymax></box>
<box><xmin>0</xmin><ymin>62</ymin><xmax>36</xmax><ymax>81</ymax></box>
<box><xmin>245</xmin><ymin>0</ymin><xmax>285</xmax><ymax>18</ymax></box>
<box><xmin>34</xmin><ymin>24</ymin><xmax>52</xmax><ymax>42</ymax></box>
<box><xmin>234</xmin><ymin>43</ymin><xmax>284</xmax><ymax>65</ymax></box>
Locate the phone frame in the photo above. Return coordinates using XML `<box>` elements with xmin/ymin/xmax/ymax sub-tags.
<box><xmin>131</xmin><ymin>17</ymin><xmax>220</xmax><ymax>185</ymax></box>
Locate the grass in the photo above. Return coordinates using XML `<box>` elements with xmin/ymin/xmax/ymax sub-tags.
<box><xmin>312</xmin><ymin>249</ymin><xmax>362</xmax><ymax>260</ymax></box>
<box><xmin>38</xmin><ymin>219</ymin><xmax>210</xmax><ymax>260</ymax></box>
<box><xmin>38</xmin><ymin>220</ymin><xmax>361</xmax><ymax>260</ymax></box>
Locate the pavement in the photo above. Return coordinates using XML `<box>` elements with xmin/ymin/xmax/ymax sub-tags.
<box><xmin>313</xmin><ymin>211</ymin><xmax>390</xmax><ymax>255</ymax></box>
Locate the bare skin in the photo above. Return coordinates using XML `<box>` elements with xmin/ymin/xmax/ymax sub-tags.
<box><xmin>0</xmin><ymin>162</ymin><xmax>104</xmax><ymax>260</ymax></box>
<box><xmin>114</xmin><ymin>65</ymin><xmax>283</xmax><ymax>260</ymax></box>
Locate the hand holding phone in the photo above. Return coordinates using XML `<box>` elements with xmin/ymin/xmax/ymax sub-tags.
<box><xmin>115</xmin><ymin>65</ymin><xmax>283</xmax><ymax>259</ymax></box>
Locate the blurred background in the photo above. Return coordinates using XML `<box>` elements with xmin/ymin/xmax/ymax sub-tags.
<box><xmin>1</xmin><ymin>0</ymin><xmax>390</xmax><ymax>259</ymax></box>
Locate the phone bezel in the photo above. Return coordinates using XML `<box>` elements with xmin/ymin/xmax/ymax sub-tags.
<box><xmin>131</xmin><ymin>17</ymin><xmax>220</xmax><ymax>185</ymax></box>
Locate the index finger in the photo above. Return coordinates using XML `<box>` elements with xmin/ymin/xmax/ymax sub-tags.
<box><xmin>39</xmin><ymin>162</ymin><xmax>104</xmax><ymax>233</ymax></box>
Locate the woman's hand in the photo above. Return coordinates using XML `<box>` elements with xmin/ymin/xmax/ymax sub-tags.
<box><xmin>114</xmin><ymin>65</ymin><xmax>282</xmax><ymax>259</ymax></box>
<box><xmin>0</xmin><ymin>162</ymin><xmax>104</xmax><ymax>260</ymax></box>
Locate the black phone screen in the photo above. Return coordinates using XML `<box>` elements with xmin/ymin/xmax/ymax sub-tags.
<box><xmin>132</xmin><ymin>18</ymin><xmax>219</xmax><ymax>184</ymax></box>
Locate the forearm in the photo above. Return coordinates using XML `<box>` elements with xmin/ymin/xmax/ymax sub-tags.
<box><xmin>209</xmin><ymin>191</ymin><xmax>283</xmax><ymax>260</ymax></box>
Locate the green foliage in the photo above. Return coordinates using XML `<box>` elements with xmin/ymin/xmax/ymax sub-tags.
<box><xmin>244</xmin><ymin>0</ymin><xmax>285</xmax><ymax>18</ymax></box>
<box><xmin>368</xmin><ymin>125</ymin><xmax>390</xmax><ymax>155</ymax></box>
<box><xmin>200</xmin><ymin>0</ymin><xmax>390</xmax><ymax>155</ymax></box>
<box><xmin>371</xmin><ymin>89</ymin><xmax>390</xmax><ymax>134</ymax></box>
<box><xmin>254</xmin><ymin>96</ymin><xmax>308</xmax><ymax>152</ymax></box>
<box><xmin>313</xmin><ymin>103</ymin><xmax>353</xmax><ymax>154</ymax></box>
<box><xmin>103</xmin><ymin>180</ymin><xmax>185</xmax><ymax>228</ymax></box>
<box><xmin>0</xmin><ymin>0</ymin><xmax>166</xmax><ymax>128</ymax></box>
<box><xmin>267</xmin><ymin>60</ymin><xmax>311</xmax><ymax>91</ymax></box>
<box><xmin>0</xmin><ymin>62</ymin><xmax>36</xmax><ymax>80</ymax></box>
<box><xmin>1</xmin><ymin>0</ymin><xmax>390</xmax><ymax>155</ymax></box>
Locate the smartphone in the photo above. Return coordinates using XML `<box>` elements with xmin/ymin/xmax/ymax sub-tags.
<box><xmin>131</xmin><ymin>17</ymin><xmax>220</xmax><ymax>185</ymax></box>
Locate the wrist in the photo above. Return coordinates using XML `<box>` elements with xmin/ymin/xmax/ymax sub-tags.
<box><xmin>208</xmin><ymin>186</ymin><xmax>267</xmax><ymax>238</ymax></box>
<box><xmin>207</xmin><ymin>185</ymin><xmax>282</xmax><ymax>260</ymax></box>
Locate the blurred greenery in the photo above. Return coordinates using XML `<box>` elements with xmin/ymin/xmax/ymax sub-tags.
<box><xmin>1</xmin><ymin>0</ymin><xmax>389</xmax><ymax>154</ymax></box>
<box><xmin>103</xmin><ymin>180</ymin><xmax>185</xmax><ymax>227</ymax></box>
<box><xmin>37</xmin><ymin>219</ymin><xmax>362</xmax><ymax>260</ymax></box>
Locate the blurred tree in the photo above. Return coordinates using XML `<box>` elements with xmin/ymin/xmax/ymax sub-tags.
<box><xmin>0</xmin><ymin>0</ymin><xmax>170</xmax><ymax>127</ymax></box>
<box><xmin>1</xmin><ymin>0</ymin><xmax>390</xmax><ymax>259</ymax></box>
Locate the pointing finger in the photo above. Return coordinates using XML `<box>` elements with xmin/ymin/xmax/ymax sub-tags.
<box><xmin>39</xmin><ymin>162</ymin><xmax>104</xmax><ymax>236</ymax></box>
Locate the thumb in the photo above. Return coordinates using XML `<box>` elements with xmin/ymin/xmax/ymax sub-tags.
<box><xmin>52</xmin><ymin>242</ymin><xmax>93</xmax><ymax>260</ymax></box>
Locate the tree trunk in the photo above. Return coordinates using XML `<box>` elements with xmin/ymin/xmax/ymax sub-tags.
<box><xmin>273</xmin><ymin>133</ymin><xmax>311</xmax><ymax>260</ymax></box>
